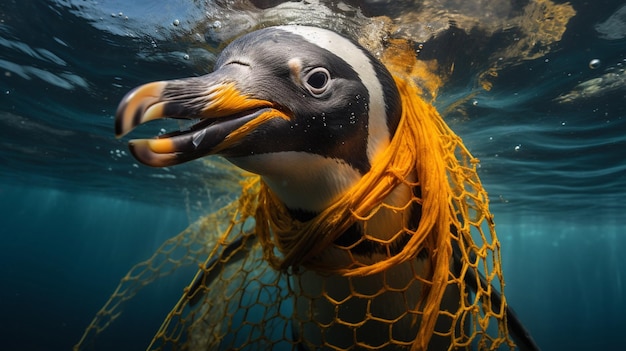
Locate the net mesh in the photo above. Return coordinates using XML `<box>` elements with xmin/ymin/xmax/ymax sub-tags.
<box><xmin>76</xmin><ymin>49</ymin><xmax>515</xmax><ymax>351</ymax></box>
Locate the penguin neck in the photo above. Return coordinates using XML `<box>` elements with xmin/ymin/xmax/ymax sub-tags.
<box><xmin>229</xmin><ymin>151</ymin><xmax>363</xmax><ymax>214</ymax></box>
<box><xmin>229</xmin><ymin>150</ymin><xmax>414</xmax><ymax>245</ymax></box>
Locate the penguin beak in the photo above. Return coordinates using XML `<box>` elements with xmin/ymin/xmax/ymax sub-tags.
<box><xmin>114</xmin><ymin>69</ymin><xmax>290</xmax><ymax>167</ymax></box>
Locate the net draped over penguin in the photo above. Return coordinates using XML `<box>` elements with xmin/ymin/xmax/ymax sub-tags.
<box><xmin>81</xmin><ymin>26</ymin><xmax>539</xmax><ymax>351</ymax></box>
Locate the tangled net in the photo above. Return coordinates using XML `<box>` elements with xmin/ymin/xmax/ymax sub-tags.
<box><xmin>76</xmin><ymin>58</ymin><xmax>517</xmax><ymax>350</ymax></box>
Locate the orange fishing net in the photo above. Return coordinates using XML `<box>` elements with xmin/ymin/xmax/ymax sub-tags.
<box><xmin>75</xmin><ymin>72</ymin><xmax>516</xmax><ymax>351</ymax></box>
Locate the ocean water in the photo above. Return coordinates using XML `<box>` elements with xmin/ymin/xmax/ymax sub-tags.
<box><xmin>1</xmin><ymin>1</ymin><xmax>625</xmax><ymax>350</ymax></box>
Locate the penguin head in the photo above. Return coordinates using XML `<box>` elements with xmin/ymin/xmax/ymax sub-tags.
<box><xmin>116</xmin><ymin>26</ymin><xmax>401</xmax><ymax>212</ymax></box>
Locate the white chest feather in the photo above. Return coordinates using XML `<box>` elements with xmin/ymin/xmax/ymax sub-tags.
<box><xmin>228</xmin><ymin>151</ymin><xmax>362</xmax><ymax>213</ymax></box>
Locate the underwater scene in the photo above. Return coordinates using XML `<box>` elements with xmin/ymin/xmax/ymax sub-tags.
<box><xmin>1</xmin><ymin>0</ymin><xmax>625</xmax><ymax>350</ymax></box>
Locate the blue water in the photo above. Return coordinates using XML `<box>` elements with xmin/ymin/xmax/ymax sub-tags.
<box><xmin>1</xmin><ymin>1</ymin><xmax>625</xmax><ymax>350</ymax></box>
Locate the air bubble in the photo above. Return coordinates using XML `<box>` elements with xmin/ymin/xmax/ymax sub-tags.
<box><xmin>589</xmin><ymin>59</ymin><xmax>601</xmax><ymax>69</ymax></box>
<box><xmin>183</xmin><ymin>54</ymin><xmax>189</xmax><ymax>60</ymax></box>
<box><xmin>349</xmin><ymin>112</ymin><xmax>356</xmax><ymax>124</ymax></box>
<box><xmin>514</xmin><ymin>144</ymin><xmax>521</xmax><ymax>151</ymax></box>
<box><xmin>415</xmin><ymin>43</ymin><xmax>424</xmax><ymax>55</ymax></box>
<box><xmin>173</xmin><ymin>19</ymin><xmax>180</xmax><ymax>26</ymax></box>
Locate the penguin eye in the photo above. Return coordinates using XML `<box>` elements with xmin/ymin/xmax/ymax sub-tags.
<box><xmin>303</xmin><ymin>67</ymin><xmax>331</xmax><ymax>97</ymax></box>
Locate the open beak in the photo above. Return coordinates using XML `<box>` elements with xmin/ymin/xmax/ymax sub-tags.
<box><xmin>115</xmin><ymin>71</ymin><xmax>290</xmax><ymax>167</ymax></box>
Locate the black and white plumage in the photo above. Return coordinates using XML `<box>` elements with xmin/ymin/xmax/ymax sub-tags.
<box><xmin>115</xmin><ymin>25</ymin><xmax>538</xmax><ymax>351</ymax></box>
<box><xmin>117</xmin><ymin>25</ymin><xmax>401</xmax><ymax>215</ymax></box>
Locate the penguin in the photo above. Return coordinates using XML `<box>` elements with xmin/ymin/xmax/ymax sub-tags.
<box><xmin>115</xmin><ymin>25</ymin><xmax>538</xmax><ymax>350</ymax></box>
